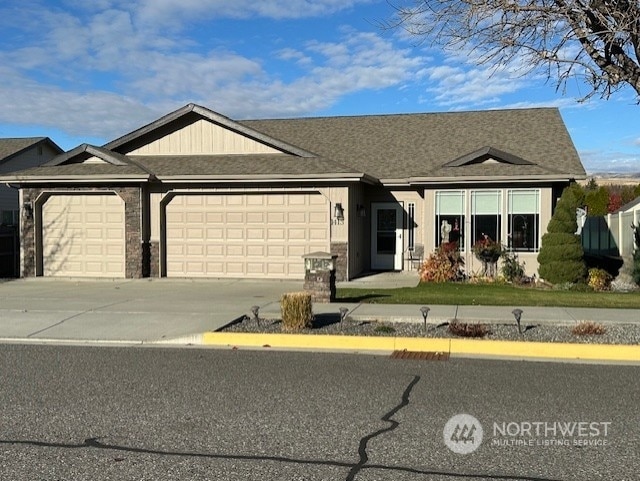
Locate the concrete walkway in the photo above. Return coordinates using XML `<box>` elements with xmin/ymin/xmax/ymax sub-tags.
<box><xmin>0</xmin><ymin>276</ymin><xmax>638</xmax><ymax>344</ymax></box>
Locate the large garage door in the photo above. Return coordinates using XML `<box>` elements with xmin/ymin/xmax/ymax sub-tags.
<box><xmin>166</xmin><ymin>193</ymin><xmax>329</xmax><ymax>279</ymax></box>
<box><xmin>41</xmin><ymin>194</ymin><xmax>125</xmax><ymax>277</ymax></box>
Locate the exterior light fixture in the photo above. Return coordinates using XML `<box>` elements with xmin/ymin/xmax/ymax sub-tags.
<box><xmin>22</xmin><ymin>201</ymin><xmax>33</xmax><ymax>220</ymax></box>
<box><xmin>512</xmin><ymin>308</ymin><xmax>523</xmax><ymax>335</ymax></box>
<box><xmin>333</xmin><ymin>203</ymin><xmax>344</xmax><ymax>223</ymax></box>
<box><xmin>420</xmin><ymin>306</ymin><xmax>430</xmax><ymax>333</ymax></box>
<box><xmin>356</xmin><ymin>204</ymin><xmax>366</xmax><ymax>218</ymax></box>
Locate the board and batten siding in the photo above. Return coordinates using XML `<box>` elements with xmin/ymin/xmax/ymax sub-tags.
<box><xmin>127</xmin><ymin>119</ymin><xmax>282</xmax><ymax>155</ymax></box>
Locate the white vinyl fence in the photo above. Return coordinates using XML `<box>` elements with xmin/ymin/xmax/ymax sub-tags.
<box><xmin>582</xmin><ymin>210</ymin><xmax>639</xmax><ymax>257</ymax></box>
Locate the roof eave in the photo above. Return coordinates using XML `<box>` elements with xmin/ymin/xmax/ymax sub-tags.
<box><xmin>0</xmin><ymin>174</ymin><xmax>152</xmax><ymax>184</ymax></box>
<box><xmin>406</xmin><ymin>173</ymin><xmax>587</xmax><ymax>185</ymax></box>
<box><xmin>156</xmin><ymin>172</ymin><xmax>375</xmax><ymax>183</ymax></box>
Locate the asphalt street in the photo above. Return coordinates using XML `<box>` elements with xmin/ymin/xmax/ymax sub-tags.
<box><xmin>0</xmin><ymin>345</ymin><xmax>638</xmax><ymax>480</ymax></box>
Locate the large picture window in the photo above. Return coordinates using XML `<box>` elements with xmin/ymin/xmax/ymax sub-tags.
<box><xmin>508</xmin><ymin>189</ymin><xmax>540</xmax><ymax>251</ymax></box>
<box><xmin>435</xmin><ymin>191</ymin><xmax>464</xmax><ymax>248</ymax></box>
<box><xmin>471</xmin><ymin>190</ymin><xmax>501</xmax><ymax>245</ymax></box>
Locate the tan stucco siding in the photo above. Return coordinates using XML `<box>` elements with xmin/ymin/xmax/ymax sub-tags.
<box><xmin>127</xmin><ymin>119</ymin><xmax>282</xmax><ymax>155</ymax></box>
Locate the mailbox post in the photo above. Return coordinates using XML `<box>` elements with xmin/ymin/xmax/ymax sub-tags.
<box><xmin>302</xmin><ymin>252</ymin><xmax>338</xmax><ymax>303</ymax></box>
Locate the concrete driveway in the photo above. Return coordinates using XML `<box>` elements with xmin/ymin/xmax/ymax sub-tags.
<box><xmin>0</xmin><ymin>278</ymin><xmax>301</xmax><ymax>342</ymax></box>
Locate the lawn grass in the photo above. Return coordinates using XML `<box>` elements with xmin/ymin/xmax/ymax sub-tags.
<box><xmin>337</xmin><ymin>282</ymin><xmax>640</xmax><ymax>308</ymax></box>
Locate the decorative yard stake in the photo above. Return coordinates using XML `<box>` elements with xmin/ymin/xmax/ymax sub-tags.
<box><xmin>250</xmin><ymin>305</ymin><xmax>260</xmax><ymax>326</ymax></box>
<box><xmin>339</xmin><ymin>307</ymin><xmax>349</xmax><ymax>331</ymax></box>
<box><xmin>420</xmin><ymin>306</ymin><xmax>430</xmax><ymax>334</ymax></box>
<box><xmin>512</xmin><ymin>308</ymin><xmax>523</xmax><ymax>335</ymax></box>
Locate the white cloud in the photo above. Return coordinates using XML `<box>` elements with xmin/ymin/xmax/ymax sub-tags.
<box><xmin>579</xmin><ymin>149</ymin><xmax>640</xmax><ymax>174</ymax></box>
<box><xmin>132</xmin><ymin>0</ymin><xmax>375</xmax><ymax>24</ymax></box>
<box><xmin>0</xmin><ymin>2</ymin><xmax>426</xmax><ymax>140</ymax></box>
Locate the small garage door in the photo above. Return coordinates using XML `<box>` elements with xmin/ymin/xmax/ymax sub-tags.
<box><xmin>165</xmin><ymin>193</ymin><xmax>329</xmax><ymax>279</ymax></box>
<box><xmin>41</xmin><ymin>194</ymin><xmax>125</xmax><ymax>277</ymax></box>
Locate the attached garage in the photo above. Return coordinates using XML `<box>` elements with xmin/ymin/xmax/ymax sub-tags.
<box><xmin>40</xmin><ymin>194</ymin><xmax>126</xmax><ymax>277</ymax></box>
<box><xmin>165</xmin><ymin>192</ymin><xmax>329</xmax><ymax>279</ymax></box>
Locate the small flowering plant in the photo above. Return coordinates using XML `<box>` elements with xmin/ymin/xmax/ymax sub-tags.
<box><xmin>471</xmin><ymin>235</ymin><xmax>503</xmax><ymax>263</ymax></box>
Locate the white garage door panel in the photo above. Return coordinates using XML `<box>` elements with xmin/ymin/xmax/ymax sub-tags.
<box><xmin>166</xmin><ymin>193</ymin><xmax>329</xmax><ymax>279</ymax></box>
<box><xmin>42</xmin><ymin>194</ymin><xmax>125</xmax><ymax>277</ymax></box>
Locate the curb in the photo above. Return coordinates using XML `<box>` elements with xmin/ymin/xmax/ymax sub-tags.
<box><xmin>201</xmin><ymin>332</ymin><xmax>640</xmax><ymax>363</ymax></box>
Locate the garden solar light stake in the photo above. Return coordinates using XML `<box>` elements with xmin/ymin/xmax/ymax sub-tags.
<box><xmin>250</xmin><ymin>305</ymin><xmax>260</xmax><ymax>326</ymax></box>
<box><xmin>420</xmin><ymin>306</ymin><xmax>430</xmax><ymax>334</ymax></box>
<box><xmin>339</xmin><ymin>307</ymin><xmax>349</xmax><ymax>331</ymax></box>
<box><xmin>512</xmin><ymin>309</ymin><xmax>524</xmax><ymax>335</ymax></box>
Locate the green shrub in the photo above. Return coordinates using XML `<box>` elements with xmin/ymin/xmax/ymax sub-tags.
<box><xmin>538</xmin><ymin>184</ymin><xmax>586</xmax><ymax>284</ymax></box>
<box><xmin>374</xmin><ymin>324</ymin><xmax>396</xmax><ymax>334</ymax></box>
<box><xmin>633</xmin><ymin>251</ymin><xmax>640</xmax><ymax>286</ymax></box>
<box><xmin>501</xmin><ymin>251</ymin><xmax>526</xmax><ymax>283</ymax></box>
<box><xmin>587</xmin><ymin>268</ymin><xmax>612</xmax><ymax>291</ymax></box>
<box><xmin>280</xmin><ymin>292</ymin><xmax>313</xmax><ymax>331</ymax></box>
<box><xmin>418</xmin><ymin>242</ymin><xmax>464</xmax><ymax>283</ymax></box>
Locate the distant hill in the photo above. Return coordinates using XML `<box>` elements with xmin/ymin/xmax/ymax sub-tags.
<box><xmin>582</xmin><ymin>173</ymin><xmax>640</xmax><ymax>186</ymax></box>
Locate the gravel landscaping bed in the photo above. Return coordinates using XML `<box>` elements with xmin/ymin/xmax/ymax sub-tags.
<box><xmin>221</xmin><ymin>316</ymin><xmax>640</xmax><ymax>345</ymax></box>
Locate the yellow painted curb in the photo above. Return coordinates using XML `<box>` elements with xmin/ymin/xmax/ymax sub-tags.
<box><xmin>450</xmin><ymin>339</ymin><xmax>640</xmax><ymax>362</ymax></box>
<box><xmin>202</xmin><ymin>332</ymin><xmax>640</xmax><ymax>362</ymax></box>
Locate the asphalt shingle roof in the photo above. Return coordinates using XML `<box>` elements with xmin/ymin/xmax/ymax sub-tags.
<box><xmin>0</xmin><ymin>137</ymin><xmax>47</xmax><ymax>161</ymax></box>
<box><xmin>0</xmin><ymin>106</ymin><xmax>585</xmax><ymax>183</ymax></box>
<box><xmin>241</xmin><ymin>108</ymin><xmax>585</xmax><ymax>181</ymax></box>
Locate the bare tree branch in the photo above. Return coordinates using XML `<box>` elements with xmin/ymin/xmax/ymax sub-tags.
<box><xmin>384</xmin><ymin>0</ymin><xmax>640</xmax><ymax>101</ymax></box>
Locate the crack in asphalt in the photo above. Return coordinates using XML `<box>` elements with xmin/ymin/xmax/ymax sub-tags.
<box><xmin>0</xmin><ymin>436</ymin><xmax>563</xmax><ymax>480</ymax></box>
<box><xmin>0</xmin><ymin>375</ymin><xmax>563</xmax><ymax>481</ymax></box>
<box><xmin>346</xmin><ymin>375</ymin><xmax>421</xmax><ymax>481</ymax></box>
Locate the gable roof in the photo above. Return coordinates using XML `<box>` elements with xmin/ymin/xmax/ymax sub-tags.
<box><xmin>0</xmin><ymin>137</ymin><xmax>63</xmax><ymax>164</ymax></box>
<box><xmin>0</xmin><ymin>105</ymin><xmax>585</xmax><ymax>185</ymax></box>
<box><xmin>104</xmin><ymin>103</ymin><xmax>317</xmax><ymax>158</ymax></box>
<box><xmin>242</xmin><ymin>108</ymin><xmax>585</xmax><ymax>183</ymax></box>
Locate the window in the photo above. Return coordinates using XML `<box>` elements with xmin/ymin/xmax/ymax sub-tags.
<box><xmin>435</xmin><ymin>191</ymin><xmax>464</xmax><ymax>248</ymax></box>
<box><xmin>1</xmin><ymin>210</ymin><xmax>18</xmax><ymax>226</ymax></box>
<box><xmin>508</xmin><ymin>189</ymin><xmax>540</xmax><ymax>251</ymax></box>
<box><xmin>471</xmin><ymin>190</ymin><xmax>501</xmax><ymax>245</ymax></box>
<box><xmin>408</xmin><ymin>202</ymin><xmax>415</xmax><ymax>251</ymax></box>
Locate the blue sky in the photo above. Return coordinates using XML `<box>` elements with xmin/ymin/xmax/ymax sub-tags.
<box><xmin>0</xmin><ymin>0</ymin><xmax>638</xmax><ymax>173</ymax></box>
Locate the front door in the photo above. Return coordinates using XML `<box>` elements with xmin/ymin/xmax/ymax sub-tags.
<box><xmin>371</xmin><ymin>202</ymin><xmax>403</xmax><ymax>270</ymax></box>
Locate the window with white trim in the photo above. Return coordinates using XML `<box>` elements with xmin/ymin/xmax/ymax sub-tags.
<box><xmin>435</xmin><ymin>191</ymin><xmax>464</xmax><ymax>248</ymax></box>
<box><xmin>508</xmin><ymin>189</ymin><xmax>540</xmax><ymax>251</ymax></box>
<box><xmin>471</xmin><ymin>190</ymin><xmax>502</xmax><ymax>245</ymax></box>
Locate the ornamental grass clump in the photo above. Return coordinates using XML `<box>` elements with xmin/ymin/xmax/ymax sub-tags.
<box><xmin>280</xmin><ymin>292</ymin><xmax>313</xmax><ymax>331</ymax></box>
<box><xmin>448</xmin><ymin>321</ymin><xmax>490</xmax><ymax>338</ymax></box>
<box><xmin>571</xmin><ymin>321</ymin><xmax>607</xmax><ymax>336</ymax></box>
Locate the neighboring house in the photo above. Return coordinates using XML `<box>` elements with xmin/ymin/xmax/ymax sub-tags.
<box><xmin>0</xmin><ymin>138</ymin><xmax>62</xmax><ymax>225</ymax></box>
<box><xmin>0</xmin><ymin>104</ymin><xmax>586</xmax><ymax>280</ymax></box>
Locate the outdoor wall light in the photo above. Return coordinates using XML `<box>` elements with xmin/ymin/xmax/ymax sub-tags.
<box><xmin>333</xmin><ymin>203</ymin><xmax>344</xmax><ymax>224</ymax></box>
<box><xmin>22</xmin><ymin>201</ymin><xmax>33</xmax><ymax>220</ymax></box>
<box><xmin>356</xmin><ymin>204</ymin><xmax>366</xmax><ymax>218</ymax></box>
